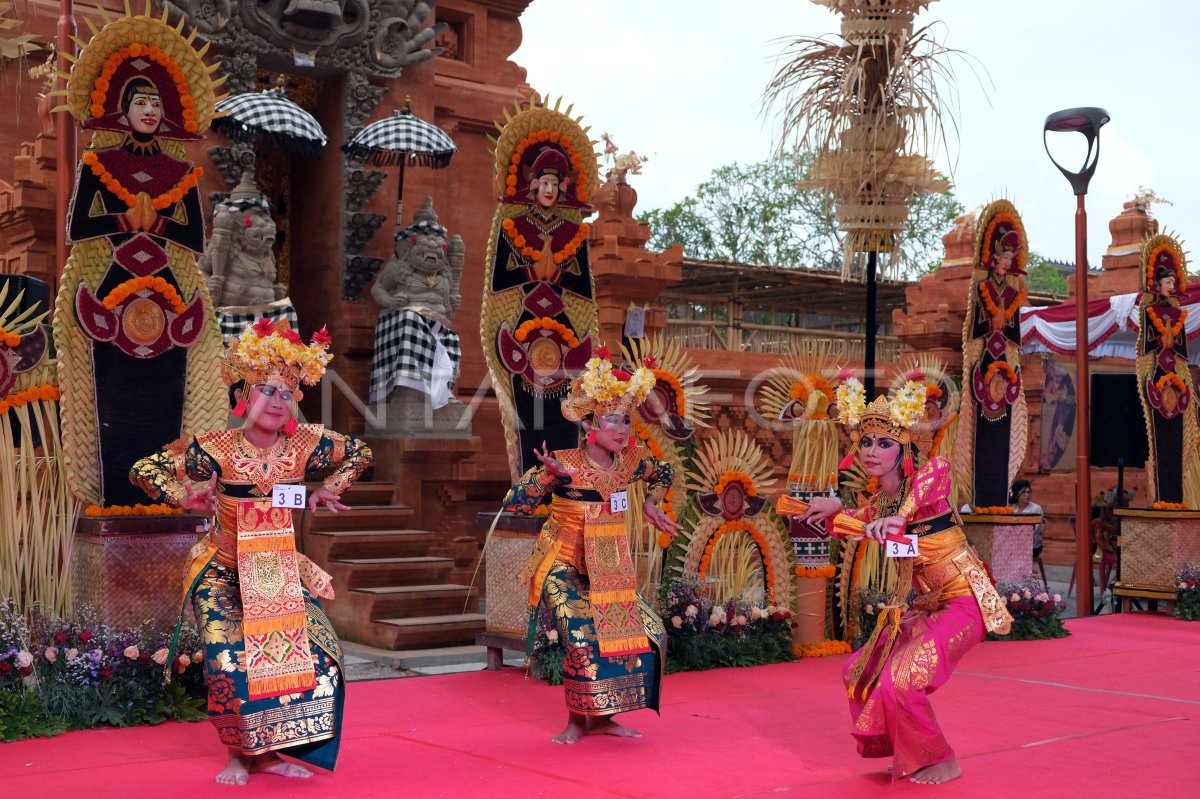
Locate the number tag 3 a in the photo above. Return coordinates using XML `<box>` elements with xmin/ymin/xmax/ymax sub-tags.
<box><xmin>886</xmin><ymin>534</ymin><xmax>919</xmax><ymax>558</ymax></box>
<box><xmin>610</xmin><ymin>490</ymin><xmax>629</xmax><ymax>514</ymax></box>
<box><xmin>272</xmin><ymin>484</ymin><xmax>307</xmax><ymax>509</ymax></box>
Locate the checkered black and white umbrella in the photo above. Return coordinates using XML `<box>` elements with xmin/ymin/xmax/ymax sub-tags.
<box><xmin>343</xmin><ymin>104</ymin><xmax>457</xmax><ymax>167</ymax></box>
<box><xmin>343</xmin><ymin>99</ymin><xmax>457</xmax><ymax>226</ymax></box>
<box><xmin>212</xmin><ymin>89</ymin><xmax>328</xmax><ymax>156</ymax></box>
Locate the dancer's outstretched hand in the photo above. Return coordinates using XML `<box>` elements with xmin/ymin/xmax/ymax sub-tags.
<box><xmin>309</xmin><ymin>486</ymin><xmax>350</xmax><ymax>513</ymax></box>
<box><xmin>534</xmin><ymin>441</ymin><xmax>577</xmax><ymax>479</ymax></box>
<box><xmin>643</xmin><ymin>499</ymin><xmax>680</xmax><ymax>536</ymax></box>
<box><xmin>181</xmin><ymin>474</ymin><xmax>218</xmax><ymax>515</ymax></box>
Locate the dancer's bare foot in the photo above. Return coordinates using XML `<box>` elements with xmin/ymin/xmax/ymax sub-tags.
<box><xmin>551</xmin><ymin>717</ymin><xmax>588</xmax><ymax>745</ymax></box>
<box><xmin>910</xmin><ymin>758</ymin><xmax>961</xmax><ymax>784</ymax></box>
<box><xmin>253</xmin><ymin>754</ymin><xmax>313</xmax><ymax>779</ymax></box>
<box><xmin>215</xmin><ymin>753</ymin><xmax>250</xmax><ymax>785</ymax></box>
<box><xmin>587</xmin><ymin>717</ymin><xmax>641</xmax><ymax>738</ymax></box>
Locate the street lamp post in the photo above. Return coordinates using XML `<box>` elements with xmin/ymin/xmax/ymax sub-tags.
<box><xmin>1043</xmin><ymin>107</ymin><xmax>1110</xmax><ymax>617</ymax></box>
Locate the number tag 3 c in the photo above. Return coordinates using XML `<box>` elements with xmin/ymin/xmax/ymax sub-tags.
<box><xmin>610</xmin><ymin>490</ymin><xmax>629</xmax><ymax>514</ymax></box>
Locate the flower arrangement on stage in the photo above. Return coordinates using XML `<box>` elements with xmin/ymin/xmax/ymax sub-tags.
<box><xmin>1174</xmin><ymin>562</ymin><xmax>1200</xmax><ymax>621</ymax></box>
<box><xmin>658</xmin><ymin>578</ymin><xmax>796</xmax><ymax>673</ymax></box>
<box><xmin>528</xmin><ymin>604</ymin><xmax>567</xmax><ymax>685</ymax></box>
<box><xmin>794</xmin><ymin>639</ymin><xmax>852</xmax><ymax>658</ymax></box>
<box><xmin>0</xmin><ymin>599</ymin><xmax>206</xmax><ymax>741</ymax></box>
<box><xmin>988</xmin><ymin>579</ymin><xmax>1070</xmax><ymax>640</ymax></box>
<box><xmin>83</xmin><ymin>503</ymin><xmax>183</xmax><ymax>517</ymax></box>
<box><xmin>851</xmin><ymin>586</ymin><xmax>892</xmax><ymax>650</ymax></box>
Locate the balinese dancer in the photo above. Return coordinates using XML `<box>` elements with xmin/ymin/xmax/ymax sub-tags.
<box><xmin>131</xmin><ymin>320</ymin><xmax>372</xmax><ymax>784</ymax></box>
<box><xmin>502</xmin><ymin>346</ymin><xmax>679</xmax><ymax>744</ymax></box>
<box><xmin>780</xmin><ymin>377</ymin><xmax>1011</xmax><ymax>784</ymax></box>
<box><xmin>54</xmin><ymin>7</ymin><xmax>225</xmax><ymax>508</ymax></box>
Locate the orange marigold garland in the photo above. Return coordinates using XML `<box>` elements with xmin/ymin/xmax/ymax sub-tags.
<box><xmin>1155</xmin><ymin>372</ymin><xmax>1188</xmax><ymax>396</ymax></box>
<box><xmin>0</xmin><ymin>326</ymin><xmax>20</xmax><ymax>348</ymax></box>
<box><xmin>81</xmin><ymin>150</ymin><xmax>203</xmax><ymax>212</ymax></box>
<box><xmin>1144</xmin><ymin>243</ymin><xmax>1185</xmax><ymax>290</ymax></box>
<box><xmin>981</xmin><ymin>212</ymin><xmax>1026</xmax><ymax>271</ymax></box>
<box><xmin>513</xmin><ymin>316</ymin><xmax>580</xmax><ymax>348</ymax></box>
<box><xmin>1152</xmin><ymin>501</ymin><xmax>1190</xmax><ymax>510</ymax></box>
<box><xmin>983</xmin><ymin>360</ymin><xmax>1019</xmax><ymax>386</ymax></box>
<box><xmin>698</xmin><ymin>519</ymin><xmax>778</xmax><ymax>595</ymax></box>
<box><xmin>84</xmin><ymin>503</ymin><xmax>183</xmax><ymax>517</ymax></box>
<box><xmin>973</xmin><ymin>506</ymin><xmax>1014</xmax><ymax>515</ymax></box>
<box><xmin>651</xmin><ymin>368</ymin><xmax>688</xmax><ymax>415</ymax></box>
<box><xmin>787</xmin><ymin>374</ymin><xmax>834</xmax><ymax>418</ymax></box>
<box><xmin>795</xmin><ymin>640</ymin><xmax>852</xmax><ymax>658</ymax></box>
<box><xmin>101</xmin><ymin>276</ymin><xmax>187</xmax><ymax>314</ymax></box>
<box><xmin>979</xmin><ymin>281</ymin><xmax>1026</xmax><ymax>322</ymax></box>
<box><xmin>0</xmin><ymin>384</ymin><xmax>59</xmax><ymax>413</ymax></box>
<box><xmin>713</xmin><ymin>471</ymin><xmax>758</xmax><ymax>497</ymax></box>
<box><xmin>1147</xmin><ymin>306</ymin><xmax>1187</xmax><ymax>340</ymax></box>
<box><xmin>794</xmin><ymin>564</ymin><xmax>836</xmax><ymax>579</ymax></box>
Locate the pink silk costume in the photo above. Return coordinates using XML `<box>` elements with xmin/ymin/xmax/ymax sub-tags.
<box><xmin>837</xmin><ymin>457</ymin><xmax>1011</xmax><ymax>780</ymax></box>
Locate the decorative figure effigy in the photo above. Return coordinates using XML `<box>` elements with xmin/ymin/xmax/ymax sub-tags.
<box><xmin>131</xmin><ymin>320</ymin><xmax>372</xmax><ymax>783</ymax></box>
<box><xmin>779</xmin><ymin>377</ymin><xmax>1012</xmax><ymax>784</ymax></box>
<box><xmin>200</xmin><ymin>170</ymin><xmax>297</xmax><ymax>339</ymax></box>
<box><xmin>482</xmin><ymin>98</ymin><xmax>600</xmax><ymax>478</ymax></box>
<box><xmin>52</xmin><ymin>7</ymin><xmax>225</xmax><ymax>507</ymax></box>
<box><xmin>1135</xmin><ymin>234</ymin><xmax>1200</xmax><ymax>505</ymax></box>
<box><xmin>620</xmin><ymin>335</ymin><xmax>710</xmax><ymax>594</ymax></box>
<box><xmin>953</xmin><ymin>200</ymin><xmax>1029</xmax><ymax>509</ymax></box>
<box><xmin>369</xmin><ymin>196</ymin><xmax>465</xmax><ymax>411</ymax></box>
<box><xmin>500</xmin><ymin>349</ymin><xmax>677</xmax><ymax>744</ymax></box>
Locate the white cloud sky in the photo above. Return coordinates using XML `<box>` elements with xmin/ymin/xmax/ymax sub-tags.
<box><xmin>514</xmin><ymin>0</ymin><xmax>1200</xmax><ymax>267</ymax></box>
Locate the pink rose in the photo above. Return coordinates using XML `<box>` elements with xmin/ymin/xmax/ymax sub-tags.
<box><xmin>123</xmin><ymin>645</ymin><xmax>140</xmax><ymax>660</ymax></box>
<box><xmin>44</xmin><ymin>647</ymin><xmax>58</xmax><ymax>663</ymax></box>
<box><xmin>152</xmin><ymin>648</ymin><xmax>169</xmax><ymax>665</ymax></box>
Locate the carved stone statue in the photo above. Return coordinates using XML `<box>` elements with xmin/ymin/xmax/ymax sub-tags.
<box><xmin>371</xmin><ymin>196</ymin><xmax>464</xmax><ymax>326</ymax></box>
<box><xmin>200</xmin><ymin>171</ymin><xmax>286</xmax><ymax>308</ymax></box>
<box><xmin>368</xmin><ymin>197</ymin><xmax>467</xmax><ymax>423</ymax></box>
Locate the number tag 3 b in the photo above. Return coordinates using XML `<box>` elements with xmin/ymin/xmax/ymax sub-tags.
<box><xmin>272</xmin><ymin>484</ymin><xmax>307</xmax><ymax>509</ymax></box>
<box><xmin>886</xmin><ymin>534</ymin><xmax>919</xmax><ymax>558</ymax></box>
<box><xmin>610</xmin><ymin>490</ymin><xmax>629</xmax><ymax>514</ymax></box>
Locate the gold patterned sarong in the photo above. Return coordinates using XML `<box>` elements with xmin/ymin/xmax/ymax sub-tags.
<box><xmin>226</xmin><ymin>496</ymin><xmax>316</xmax><ymax>699</ymax></box>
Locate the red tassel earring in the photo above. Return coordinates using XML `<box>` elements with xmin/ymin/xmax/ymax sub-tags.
<box><xmin>902</xmin><ymin>453</ymin><xmax>915</xmax><ymax>477</ymax></box>
<box><xmin>586</xmin><ymin>429</ymin><xmax>597</xmax><ymax>446</ymax></box>
<box><xmin>838</xmin><ymin>452</ymin><xmax>855</xmax><ymax>471</ymax></box>
<box><xmin>626</xmin><ymin>432</ymin><xmax>637</xmax><ymax>451</ymax></box>
<box><xmin>284</xmin><ymin>416</ymin><xmax>298</xmax><ymax>437</ymax></box>
<box><xmin>232</xmin><ymin>399</ymin><xmax>247</xmax><ymax>417</ymax></box>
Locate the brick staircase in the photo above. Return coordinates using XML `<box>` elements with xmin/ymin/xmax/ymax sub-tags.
<box><xmin>301</xmin><ymin>480</ymin><xmax>484</xmax><ymax>650</ymax></box>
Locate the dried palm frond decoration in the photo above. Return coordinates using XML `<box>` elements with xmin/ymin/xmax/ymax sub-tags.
<box><xmin>620</xmin><ymin>335</ymin><xmax>710</xmax><ymax>597</ymax></box>
<box><xmin>0</xmin><ymin>285</ymin><xmax>79</xmax><ymax>615</ymax></box>
<box><xmin>764</xmin><ymin>0</ymin><xmax>970</xmax><ymax>278</ymax></box>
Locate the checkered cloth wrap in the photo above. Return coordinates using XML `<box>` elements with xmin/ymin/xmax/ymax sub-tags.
<box><xmin>216</xmin><ymin>301</ymin><xmax>299</xmax><ymax>344</ymax></box>
<box><xmin>370</xmin><ymin>309</ymin><xmax>461</xmax><ymax>406</ymax></box>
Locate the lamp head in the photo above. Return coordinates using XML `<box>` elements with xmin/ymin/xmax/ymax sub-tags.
<box><xmin>1043</xmin><ymin>107</ymin><xmax>1110</xmax><ymax>196</ymax></box>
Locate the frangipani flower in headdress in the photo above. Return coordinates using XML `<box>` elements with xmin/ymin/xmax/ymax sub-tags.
<box><xmin>220</xmin><ymin>318</ymin><xmax>333</xmax><ymax>399</ymax></box>
<box><xmin>561</xmin><ymin>343</ymin><xmax>656</xmax><ymax>421</ymax></box>
<box><xmin>835</xmin><ymin>369</ymin><xmax>927</xmax><ymax>476</ymax></box>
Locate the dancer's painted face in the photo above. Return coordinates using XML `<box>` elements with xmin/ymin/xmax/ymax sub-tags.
<box><xmin>128</xmin><ymin>92</ymin><xmax>163</xmax><ymax>135</ymax></box>
<box><xmin>993</xmin><ymin>249</ymin><xmax>1015</xmax><ymax>277</ymax></box>
<box><xmin>589</xmin><ymin>412</ymin><xmax>630</xmax><ymax>454</ymax></box>
<box><xmin>859</xmin><ymin>433</ymin><xmax>902</xmax><ymax>477</ymax></box>
<box><xmin>244</xmin><ymin>380</ymin><xmax>292</xmax><ymax>434</ymax></box>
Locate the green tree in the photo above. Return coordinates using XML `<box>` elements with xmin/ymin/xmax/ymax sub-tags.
<box><xmin>1025</xmin><ymin>252</ymin><xmax>1069</xmax><ymax>296</ymax></box>
<box><xmin>638</xmin><ymin>150</ymin><xmax>964</xmax><ymax>278</ymax></box>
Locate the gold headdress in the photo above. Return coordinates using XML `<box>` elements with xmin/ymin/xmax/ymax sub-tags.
<box><xmin>220</xmin><ymin>319</ymin><xmax>332</xmax><ymax>400</ymax></box>
<box><xmin>560</xmin><ymin>345</ymin><xmax>655</xmax><ymax>422</ymax></box>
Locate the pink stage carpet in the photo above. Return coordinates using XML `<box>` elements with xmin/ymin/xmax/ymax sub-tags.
<box><xmin>1</xmin><ymin>613</ymin><xmax>1195</xmax><ymax>797</ymax></box>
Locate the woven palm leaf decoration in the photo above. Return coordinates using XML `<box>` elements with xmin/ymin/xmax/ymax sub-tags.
<box><xmin>620</xmin><ymin>334</ymin><xmax>710</xmax><ymax>595</ymax></box>
<box><xmin>665</xmin><ymin>430</ymin><xmax>795</xmax><ymax>610</ymax></box>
